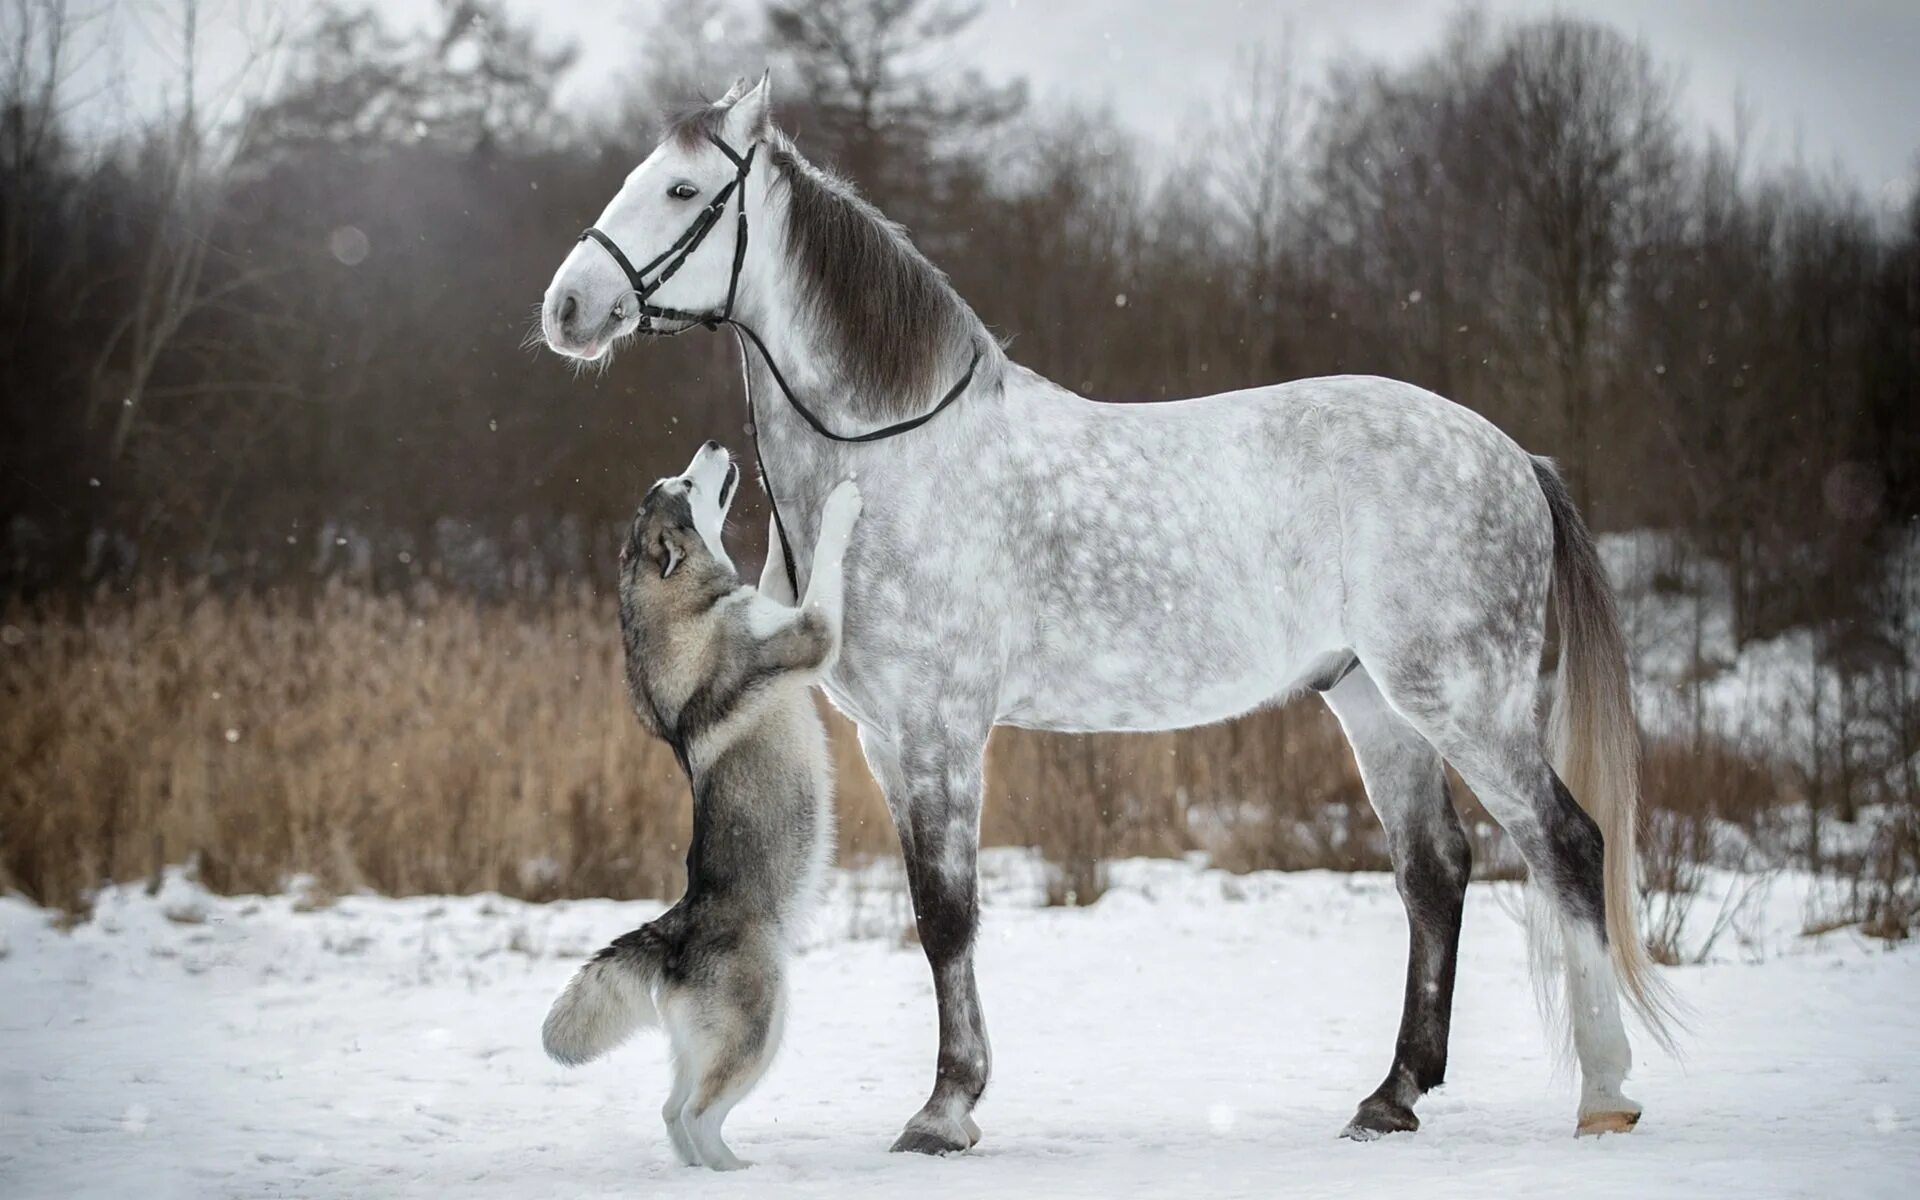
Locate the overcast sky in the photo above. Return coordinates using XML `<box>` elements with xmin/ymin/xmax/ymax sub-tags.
<box><xmin>82</xmin><ymin>0</ymin><xmax>1920</xmax><ymax>202</ymax></box>
<box><xmin>562</xmin><ymin>0</ymin><xmax>1919</xmax><ymax>201</ymax></box>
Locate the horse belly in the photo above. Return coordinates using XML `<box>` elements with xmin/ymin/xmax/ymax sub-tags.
<box><xmin>1000</xmin><ymin>560</ymin><xmax>1343</xmax><ymax>734</ymax></box>
<box><xmin>1004</xmin><ymin>648</ymin><xmax>1299</xmax><ymax>733</ymax></box>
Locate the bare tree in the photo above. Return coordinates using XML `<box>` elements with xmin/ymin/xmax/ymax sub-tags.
<box><xmin>2</xmin><ymin>0</ymin><xmax>86</xmax><ymax>302</ymax></box>
<box><xmin>619</xmin><ymin>0</ymin><xmax>764</xmax><ymax>127</ymax></box>
<box><xmin>763</xmin><ymin>0</ymin><xmax>1023</xmax><ymax>212</ymax></box>
<box><xmin>86</xmin><ymin>0</ymin><xmax>283</xmax><ymax>463</ymax></box>
<box><xmin>1481</xmin><ymin>18</ymin><xmax>1680</xmax><ymax>513</ymax></box>
<box><xmin>1211</xmin><ymin>43</ymin><xmax>1309</xmax><ymax>384</ymax></box>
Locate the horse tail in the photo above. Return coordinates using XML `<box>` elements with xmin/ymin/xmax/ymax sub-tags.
<box><xmin>542</xmin><ymin>923</ymin><xmax>669</xmax><ymax>1066</ymax></box>
<box><xmin>1532</xmin><ymin>457</ymin><xmax>1679</xmax><ymax>1051</ymax></box>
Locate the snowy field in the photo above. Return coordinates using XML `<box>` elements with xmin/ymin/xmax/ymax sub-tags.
<box><xmin>3</xmin><ymin>853</ymin><xmax>1915</xmax><ymax>1199</ymax></box>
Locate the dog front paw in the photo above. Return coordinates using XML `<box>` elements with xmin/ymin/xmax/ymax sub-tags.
<box><xmin>819</xmin><ymin>480</ymin><xmax>863</xmax><ymax>544</ymax></box>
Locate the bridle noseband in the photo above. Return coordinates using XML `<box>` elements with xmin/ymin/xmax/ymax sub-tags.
<box><xmin>576</xmin><ymin>128</ymin><xmax>982</xmax><ymax>598</ymax></box>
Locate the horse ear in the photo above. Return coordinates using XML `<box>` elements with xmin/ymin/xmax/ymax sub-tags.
<box><xmin>716</xmin><ymin>76</ymin><xmax>749</xmax><ymax>106</ymax></box>
<box><xmin>722</xmin><ymin>70</ymin><xmax>772</xmax><ymax>144</ymax></box>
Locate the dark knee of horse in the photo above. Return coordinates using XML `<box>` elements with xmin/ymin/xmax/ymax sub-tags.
<box><xmin>904</xmin><ymin>847</ymin><xmax>980</xmax><ymax>958</ymax></box>
<box><xmin>910</xmin><ymin>888</ymin><xmax>978</xmax><ymax>966</ymax></box>
<box><xmin>1388</xmin><ymin>778</ymin><xmax>1471</xmax><ymax>896</ymax></box>
<box><xmin>1395</xmin><ymin>824</ymin><xmax>1472</xmax><ymax>911</ymax></box>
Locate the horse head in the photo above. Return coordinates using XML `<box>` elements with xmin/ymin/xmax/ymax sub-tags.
<box><xmin>541</xmin><ymin>74</ymin><xmax>772</xmax><ymax>360</ymax></box>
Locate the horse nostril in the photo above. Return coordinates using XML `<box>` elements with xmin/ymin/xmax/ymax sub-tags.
<box><xmin>558</xmin><ymin>292</ymin><xmax>578</xmax><ymax>326</ymax></box>
<box><xmin>702</xmin><ymin>439</ymin><xmax>721</xmax><ymax>454</ymax></box>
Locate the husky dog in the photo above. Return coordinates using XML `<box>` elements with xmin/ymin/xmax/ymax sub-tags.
<box><xmin>541</xmin><ymin>440</ymin><xmax>860</xmax><ymax>1170</ymax></box>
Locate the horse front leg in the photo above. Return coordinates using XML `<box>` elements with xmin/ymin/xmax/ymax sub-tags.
<box><xmin>858</xmin><ymin>721</ymin><xmax>991</xmax><ymax>1154</ymax></box>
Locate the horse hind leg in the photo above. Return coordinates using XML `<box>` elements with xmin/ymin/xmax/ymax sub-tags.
<box><xmin>1320</xmin><ymin>665</ymin><xmax>1472</xmax><ymax>1139</ymax></box>
<box><xmin>1536</xmin><ymin>770</ymin><xmax>1642</xmax><ymax>1134</ymax></box>
<box><xmin>1367</xmin><ymin>662</ymin><xmax>1640</xmax><ymax>1137</ymax></box>
<box><xmin>1505</xmin><ymin>765</ymin><xmax>1639</xmax><ymax>1134</ymax></box>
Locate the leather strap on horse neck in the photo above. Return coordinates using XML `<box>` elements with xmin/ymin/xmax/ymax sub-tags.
<box><xmin>737</xmin><ymin>326</ymin><xmax>981</xmax><ymax>598</ymax></box>
<box><xmin>576</xmin><ymin>130</ymin><xmax>982</xmax><ymax>599</ymax></box>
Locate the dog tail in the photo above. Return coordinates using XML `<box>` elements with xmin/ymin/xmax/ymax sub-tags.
<box><xmin>542</xmin><ymin>923</ymin><xmax>670</xmax><ymax>1066</ymax></box>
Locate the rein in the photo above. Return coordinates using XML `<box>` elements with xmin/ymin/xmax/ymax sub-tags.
<box><xmin>578</xmin><ymin>130</ymin><xmax>981</xmax><ymax>599</ymax></box>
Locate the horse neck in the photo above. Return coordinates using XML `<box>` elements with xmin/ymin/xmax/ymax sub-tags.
<box><xmin>728</xmin><ymin>159</ymin><xmax>1001</xmax><ymax>454</ymax></box>
<box><xmin>726</xmin><ymin>248</ymin><xmax>844</xmax><ymax>509</ymax></box>
<box><xmin>726</xmin><ymin>177</ymin><xmax>963</xmax><ymax>509</ymax></box>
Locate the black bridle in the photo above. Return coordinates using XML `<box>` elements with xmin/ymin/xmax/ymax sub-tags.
<box><xmin>578</xmin><ymin>131</ymin><xmax>756</xmax><ymax>331</ymax></box>
<box><xmin>577</xmin><ymin>130</ymin><xmax>980</xmax><ymax>599</ymax></box>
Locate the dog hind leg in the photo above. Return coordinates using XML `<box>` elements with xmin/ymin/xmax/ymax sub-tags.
<box><xmin>683</xmin><ymin>987</ymin><xmax>781</xmax><ymax>1171</ymax></box>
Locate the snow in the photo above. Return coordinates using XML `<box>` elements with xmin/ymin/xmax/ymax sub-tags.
<box><xmin>3</xmin><ymin>853</ymin><xmax>1915</xmax><ymax>1199</ymax></box>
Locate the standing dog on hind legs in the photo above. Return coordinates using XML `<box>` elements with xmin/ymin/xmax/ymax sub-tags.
<box><xmin>542</xmin><ymin>440</ymin><xmax>861</xmax><ymax>1170</ymax></box>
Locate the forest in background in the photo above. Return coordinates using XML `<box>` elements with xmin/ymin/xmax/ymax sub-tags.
<box><xmin>2</xmin><ymin>0</ymin><xmax>1915</xmax><ymax>935</ymax></box>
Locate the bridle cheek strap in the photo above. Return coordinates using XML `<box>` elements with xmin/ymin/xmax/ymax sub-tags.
<box><xmin>574</xmin><ymin>131</ymin><xmax>979</xmax><ymax>599</ymax></box>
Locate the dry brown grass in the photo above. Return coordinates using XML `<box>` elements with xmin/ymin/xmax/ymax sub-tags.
<box><xmin>1642</xmin><ymin>735</ymin><xmax>1801</xmax><ymax>832</ymax></box>
<box><xmin>0</xmin><ymin>585</ymin><xmax>1377</xmax><ymax>910</ymax></box>
<box><xmin>0</xmin><ymin>582</ymin><xmax>895</xmax><ymax>909</ymax></box>
<box><xmin>5</xmin><ymin>585</ymin><xmax>1836</xmax><ymax>917</ymax></box>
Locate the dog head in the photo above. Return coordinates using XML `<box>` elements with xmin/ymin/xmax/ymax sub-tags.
<box><xmin>621</xmin><ymin>440</ymin><xmax>741</xmax><ymax>591</ymax></box>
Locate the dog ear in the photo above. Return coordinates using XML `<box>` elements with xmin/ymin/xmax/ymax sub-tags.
<box><xmin>656</xmin><ymin>527</ymin><xmax>688</xmax><ymax>578</ymax></box>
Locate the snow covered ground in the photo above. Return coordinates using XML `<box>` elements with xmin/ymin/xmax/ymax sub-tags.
<box><xmin>3</xmin><ymin>853</ymin><xmax>1916</xmax><ymax>1199</ymax></box>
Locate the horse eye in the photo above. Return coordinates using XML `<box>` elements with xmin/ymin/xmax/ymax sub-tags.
<box><xmin>668</xmin><ymin>182</ymin><xmax>698</xmax><ymax>201</ymax></box>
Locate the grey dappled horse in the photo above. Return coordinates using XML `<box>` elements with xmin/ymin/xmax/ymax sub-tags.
<box><xmin>540</xmin><ymin>75</ymin><xmax>1674</xmax><ymax>1153</ymax></box>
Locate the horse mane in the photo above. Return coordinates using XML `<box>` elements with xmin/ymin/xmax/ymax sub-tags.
<box><xmin>764</xmin><ymin>139</ymin><xmax>1001</xmax><ymax>423</ymax></box>
<box><xmin>660</xmin><ymin>100</ymin><xmax>1000</xmax><ymax>422</ymax></box>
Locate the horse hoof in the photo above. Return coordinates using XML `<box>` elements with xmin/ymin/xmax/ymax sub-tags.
<box><xmin>1341</xmin><ymin>1097</ymin><xmax>1420</xmax><ymax>1141</ymax></box>
<box><xmin>890</xmin><ymin>1123</ymin><xmax>971</xmax><ymax>1155</ymax></box>
<box><xmin>890</xmin><ymin>1106</ymin><xmax>975</xmax><ymax>1155</ymax></box>
<box><xmin>1575</xmin><ymin>1109</ymin><xmax>1641</xmax><ymax>1137</ymax></box>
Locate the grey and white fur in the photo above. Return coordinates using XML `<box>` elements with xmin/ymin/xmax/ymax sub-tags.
<box><xmin>540</xmin><ymin>441</ymin><xmax>861</xmax><ymax>1170</ymax></box>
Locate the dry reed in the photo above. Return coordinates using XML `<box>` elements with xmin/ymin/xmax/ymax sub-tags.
<box><xmin>1</xmin><ymin>585</ymin><xmax>1377</xmax><ymax>909</ymax></box>
<box><xmin>5</xmin><ymin>584</ymin><xmax>1817</xmax><ymax>916</ymax></box>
